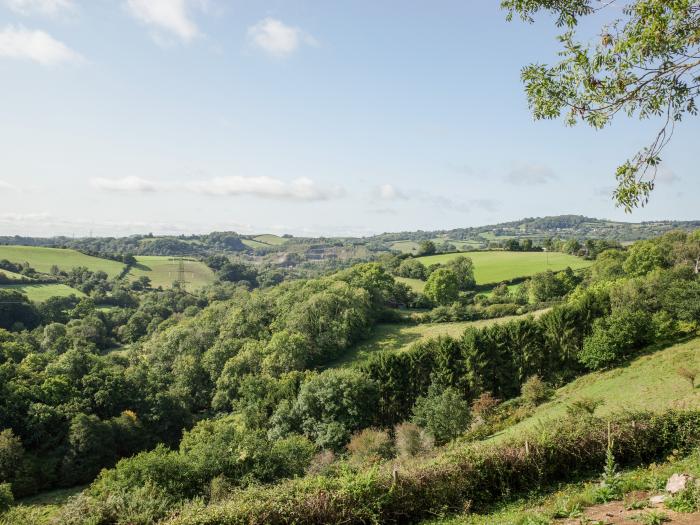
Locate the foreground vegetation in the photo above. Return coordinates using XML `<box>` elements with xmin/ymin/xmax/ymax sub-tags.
<box><xmin>429</xmin><ymin>445</ymin><xmax>700</xmax><ymax>524</ymax></box>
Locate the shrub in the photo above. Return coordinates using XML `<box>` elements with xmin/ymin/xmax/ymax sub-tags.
<box><xmin>566</xmin><ymin>397</ymin><xmax>604</xmax><ymax>418</ymax></box>
<box><xmin>0</xmin><ymin>430</ymin><xmax>23</xmax><ymax>484</ymax></box>
<box><xmin>0</xmin><ymin>483</ymin><xmax>12</xmax><ymax>513</ymax></box>
<box><xmin>393</xmin><ymin>423</ymin><xmax>433</xmax><ymax>459</ymax></box>
<box><xmin>292</xmin><ymin>369</ymin><xmax>380</xmax><ymax>450</ymax></box>
<box><xmin>346</xmin><ymin>429</ymin><xmax>393</xmax><ymax>464</ymax></box>
<box><xmin>411</xmin><ymin>385</ymin><xmax>471</xmax><ymax>445</ymax></box>
<box><xmin>306</xmin><ymin>450</ymin><xmax>336</xmax><ymax>476</ymax></box>
<box><xmin>520</xmin><ymin>375</ymin><xmax>553</xmax><ymax>406</ymax></box>
<box><xmin>471</xmin><ymin>392</ymin><xmax>500</xmax><ymax>419</ymax></box>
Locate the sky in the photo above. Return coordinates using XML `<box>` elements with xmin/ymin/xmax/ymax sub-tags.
<box><xmin>0</xmin><ymin>0</ymin><xmax>698</xmax><ymax>238</ymax></box>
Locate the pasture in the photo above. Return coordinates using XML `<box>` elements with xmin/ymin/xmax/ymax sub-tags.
<box><xmin>395</xmin><ymin>276</ymin><xmax>426</xmax><ymax>293</ymax></box>
<box><xmin>492</xmin><ymin>336</ymin><xmax>700</xmax><ymax>442</ymax></box>
<box><xmin>0</xmin><ymin>269</ymin><xmax>26</xmax><ymax>281</ymax></box>
<box><xmin>127</xmin><ymin>256</ymin><xmax>216</xmax><ymax>290</ymax></box>
<box><xmin>253</xmin><ymin>234</ymin><xmax>287</xmax><ymax>245</ymax></box>
<box><xmin>329</xmin><ymin>309</ymin><xmax>549</xmax><ymax>369</ymax></box>
<box><xmin>0</xmin><ymin>246</ymin><xmax>125</xmax><ymax>277</ymax></box>
<box><xmin>416</xmin><ymin>250</ymin><xmax>591</xmax><ymax>284</ymax></box>
<box><xmin>242</xmin><ymin>239</ymin><xmax>270</xmax><ymax>249</ymax></box>
<box><xmin>0</xmin><ymin>283</ymin><xmax>85</xmax><ymax>302</ymax></box>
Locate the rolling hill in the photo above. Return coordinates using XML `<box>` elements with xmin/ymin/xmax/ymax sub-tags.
<box><xmin>0</xmin><ymin>246</ymin><xmax>125</xmax><ymax>277</ymax></box>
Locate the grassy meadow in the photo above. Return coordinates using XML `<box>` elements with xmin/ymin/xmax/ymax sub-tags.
<box><xmin>126</xmin><ymin>256</ymin><xmax>216</xmax><ymax>290</ymax></box>
<box><xmin>329</xmin><ymin>309</ymin><xmax>549</xmax><ymax>369</ymax></box>
<box><xmin>417</xmin><ymin>250</ymin><xmax>592</xmax><ymax>284</ymax></box>
<box><xmin>491</xmin><ymin>336</ymin><xmax>700</xmax><ymax>443</ymax></box>
<box><xmin>0</xmin><ymin>269</ymin><xmax>26</xmax><ymax>281</ymax></box>
<box><xmin>252</xmin><ymin>234</ymin><xmax>287</xmax><ymax>245</ymax></box>
<box><xmin>0</xmin><ymin>246</ymin><xmax>125</xmax><ymax>277</ymax></box>
<box><xmin>0</xmin><ymin>283</ymin><xmax>85</xmax><ymax>302</ymax></box>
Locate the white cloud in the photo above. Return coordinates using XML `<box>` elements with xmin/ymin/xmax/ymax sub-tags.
<box><xmin>125</xmin><ymin>0</ymin><xmax>204</xmax><ymax>44</ymax></box>
<box><xmin>505</xmin><ymin>162</ymin><xmax>557</xmax><ymax>185</ymax></box>
<box><xmin>91</xmin><ymin>176</ymin><xmax>159</xmax><ymax>192</ymax></box>
<box><xmin>185</xmin><ymin>176</ymin><xmax>343</xmax><ymax>200</ymax></box>
<box><xmin>3</xmin><ymin>0</ymin><xmax>74</xmax><ymax>16</ymax></box>
<box><xmin>0</xmin><ymin>180</ymin><xmax>20</xmax><ymax>191</ymax></box>
<box><xmin>247</xmin><ymin>18</ymin><xmax>316</xmax><ymax>57</ymax></box>
<box><xmin>374</xmin><ymin>183</ymin><xmax>407</xmax><ymax>201</ymax></box>
<box><xmin>90</xmin><ymin>175</ymin><xmax>344</xmax><ymax>201</ymax></box>
<box><xmin>0</xmin><ymin>25</ymin><xmax>83</xmax><ymax>65</ymax></box>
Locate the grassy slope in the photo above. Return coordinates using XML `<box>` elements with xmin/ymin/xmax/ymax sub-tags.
<box><xmin>253</xmin><ymin>234</ymin><xmax>287</xmax><ymax>245</ymax></box>
<box><xmin>395</xmin><ymin>276</ymin><xmax>426</xmax><ymax>293</ymax></box>
<box><xmin>328</xmin><ymin>309</ymin><xmax>550</xmax><ymax>369</ymax></box>
<box><xmin>416</xmin><ymin>251</ymin><xmax>592</xmax><ymax>284</ymax></box>
<box><xmin>0</xmin><ymin>269</ymin><xmax>25</xmax><ymax>281</ymax></box>
<box><xmin>127</xmin><ymin>256</ymin><xmax>216</xmax><ymax>290</ymax></box>
<box><xmin>491</xmin><ymin>337</ymin><xmax>700</xmax><ymax>443</ymax></box>
<box><xmin>242</xmin><ymin>239</ymin><xmax>270</xmax><ymax>249</ymax></box>
<box><xmin>0</xmin><ymin>283</ymin><xmax>85</xmax><ymax>302</ymax></box>
<box><xmin>0</xmin><ymin>246</ymin><xmax>125</xmax><ymax>277</ymax></box>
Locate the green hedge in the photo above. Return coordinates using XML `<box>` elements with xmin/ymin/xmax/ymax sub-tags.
<box><xmin>159</xmin><ymin>410</ymin><xmax>700</xmax><ymax>525</ymax></box>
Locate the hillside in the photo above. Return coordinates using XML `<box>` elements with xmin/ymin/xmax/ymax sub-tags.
<box><xmin>373</xmin><ymin>215</ymin><xmax>700</xmax><ymax>246</ymax></box>
<box><xmin>0</xmin><ymin>283</ymin><xmax>85</xmax><ymax>302</ymax></box>
<box><xmin>491</xmin><ymin>337</ymin><xmax>700</xmax><ymax>442</ymax></box>
<box><xmin>126</xmin><ymin>256</ymin><xmax>216</xmax><ymax>290</ymax></box>
<box><xmin>0</xmin><ymin>246</ymin><xmax>125</xmax><ymax>277</ymax></box>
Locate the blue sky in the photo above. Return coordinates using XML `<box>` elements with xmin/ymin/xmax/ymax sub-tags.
<box><xmin>0</xmin><ymin>0</ymin><xmax>697</xmax><ymax>237</ymax></box>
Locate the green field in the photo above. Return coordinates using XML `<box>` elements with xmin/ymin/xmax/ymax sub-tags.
<box><xmin>0</xmin><ymin>269</ymin><xmax>26</xmax><ymax>281</ymax></box>
<box><xmin>329</xmin><ymin>309</ymin><xmax>549</xmax><ymax>369</ymax></box>
<box><xmin>127</xmin><ymin>256</ymin><xmax>216</xmax><ymax>290</ymax></box>
<box><xmin>0</xmin><ymin>246</ymin><xmax>125</xmax><ymax>277</ymax></box>
<box><xmin>0</xmin><ymin>283</ymin><xmax>85</xmax><ymax>302</ymax></box>
<box><xmin>416</xmin><ymin>250</ymin><xmax>592</xmax><ymax>284</ymax></box>
<box><xmin>242</xmin><ymin>239</ymin><xmax>270</xmax><ymax>249</ymax></box>
<box><xmin>253</xmin><ymin>234</ymin><xmax>288</xmax><ymax>245</ymax></box>
<box><xmin>395</xmin><ymin>276</ymin><xmax>426</xmax><ymax>293</ymax></box>
<box><xmin>390</xmin><ymin>240</ymin><xmax>421</xmax><ymax>253</ymax></box>
<box><xmin>492</xmin><ymin>337</ymin><xmax>700</xmax><ymax>442</ymax></box>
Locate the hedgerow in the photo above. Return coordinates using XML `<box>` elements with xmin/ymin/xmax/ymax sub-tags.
<box><xmin>56</xmin><ymin>409</ymin><xmax>700</xmax><ymax>525</ymax></box>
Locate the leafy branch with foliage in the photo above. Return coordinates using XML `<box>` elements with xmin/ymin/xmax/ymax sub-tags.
<box><xmin>502</xmin><ymin>0</ymin><xmax>700</xmax><ymax>210</ymax></box>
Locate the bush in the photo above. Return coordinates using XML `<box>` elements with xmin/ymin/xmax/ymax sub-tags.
<box><xmin>566</xmin><ymin>397</ymin><xmax>604</xmax><ymax>418</ymax></box>
<box><xmin>393</xmin><ymin>423</ymin><xmax>433</xmax><ymax>459</ymax></box>
<box><xmin>411</xmin><ymin>385</ymin><xmax>471</xmax><ymax>445</ymax></box>
<box><xmin>346</xmin><ymin>429</ymin><xmax>393</xmax><ymax>464</ymax></box>
<box><xmin>520</xmin><ymin>375</ymin><xmax>553</xmax><ymax>406</ymax></box>
<box><xmin>306</xmin><ymin>450</ymin><xmax>336</xmax><ymax>476</ymax></box>
<box><xmin>579</xmin><ymin>308</ymin><xmax>654</xmax><ymax>370</ymax></box>
<box><xmin>0</xmin><ymin>483</ymin><xmax>12</xmax><ymax>513</ymax></box>
<box><xmin>471</xmin><ymin>392</ymin><xmax>500</xmax><ymax>418</ymax></box>
<box><xmin>290</xmin><ymin>369</ymin><xmax>380</xmax><ymax>450</ymax></box>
